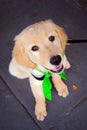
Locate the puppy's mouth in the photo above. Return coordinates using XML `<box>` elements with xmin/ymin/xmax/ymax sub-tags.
<box><xmin>51</xmin><ymin>64</ymin><xmax>63</xmax><ymax>73</ymax></box>
<box><xmin>45</xmin><ymin>64</ymin><xmax>64</xmax><ymax>73</ymax></box>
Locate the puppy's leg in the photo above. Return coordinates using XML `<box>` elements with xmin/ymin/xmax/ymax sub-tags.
<box><xmin>9</xmin><ymin>58</ymin><xmax>29</xmax><ymax>79</ymax></box>
<box><xmin>52</xmin><ymin>74</ymin><xmax>69</xmax><ymax>98</ymax></box>
<box><xmin>30</xmin><ymin>78</ymin><xmax>47</xmax><ymax>121</ymax></box>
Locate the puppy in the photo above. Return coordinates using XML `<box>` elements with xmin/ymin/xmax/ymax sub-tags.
<box><xmin>9</xmin><ymin>20</ymin><xmax>70</xmax><ymax>121</ymax></box>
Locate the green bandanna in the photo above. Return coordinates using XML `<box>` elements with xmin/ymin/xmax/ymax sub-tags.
<box><xmin>36</xmin><ymin>68</ymin><xmax>52</xmax><ymax>100</ymax></box>
<box><xmin>58</xmin><ymin>71</ymin><xmax>67</xmax><ymax>80</ymax></box>
<box><xmin>36</xmin><ymin>68</ymin><xmax>67</xmax><ymax>100</ymax></box>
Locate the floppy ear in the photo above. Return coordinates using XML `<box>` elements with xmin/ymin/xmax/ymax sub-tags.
<box><xmin>55</xmin><ymin>25</ymin><xmax>68</xmax><ymax>51</ymax></box>
<box><xmin>12</xmin><ymin>41</ymin><xmax>36</xmax><ymax>69</ymax></box>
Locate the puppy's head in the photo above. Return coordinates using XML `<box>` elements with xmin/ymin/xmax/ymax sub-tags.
<box><xmin>13</xmin><ymin>20</ymin><xmax>68</xmax><ymax>72</ymax></box>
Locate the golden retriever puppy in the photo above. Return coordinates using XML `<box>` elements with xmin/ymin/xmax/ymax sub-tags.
<box><xmin>9</xmin><ymin>20</ymin><xmax>70</xmax><ymax>121</ymax></box>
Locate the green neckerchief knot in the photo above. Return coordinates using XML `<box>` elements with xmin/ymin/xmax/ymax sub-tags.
<box><xmin>42</xmin><ymin>71</ymin><xmax>52</xmax><ymax>100</ymax></box>
<box><xmin>36</xmin><ymin>68</ymin><xmax>67</xmax><ymax>100</ymax></box>
<box><xmin>36</xmin><ymin>68</ymin><xmax>52</xmax><ymax>100</ymax></box>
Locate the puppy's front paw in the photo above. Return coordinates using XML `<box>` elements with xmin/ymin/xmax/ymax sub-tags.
<box><xmin>58</xmin><ymin>84</ymin><xmax>69</xmax><ymax>98</ymax></box>
<box><xmin>35</xmin><ymin>102</ymin><xmax>47</xmax><ymax>121</ymax></box>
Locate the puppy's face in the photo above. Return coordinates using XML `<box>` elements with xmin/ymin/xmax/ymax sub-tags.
<box><xmin>13</xmin><ymin>20</ymin><xmax>68</xmax><ymax>73</ymax></box>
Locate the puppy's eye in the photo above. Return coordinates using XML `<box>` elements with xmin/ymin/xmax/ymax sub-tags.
<box><xmin>31</xmin><ymin>45</ymin><xmax>39</xmax><ymax>51</ymax></box>
<box><xmin>49</xmin><ymin>35</ymin><xmax>55</xmax><ymax>42</ymax></box>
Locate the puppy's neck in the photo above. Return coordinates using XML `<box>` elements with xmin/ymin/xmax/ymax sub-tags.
<box><xmin>31</xmin><ymin>65</ymin><xmax>46</xmax><ymax>78</ymax></box>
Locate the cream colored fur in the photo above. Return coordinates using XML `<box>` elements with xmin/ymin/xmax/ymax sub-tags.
<box><xmin>9</xmin><ymin>20</ymin><xmax>70</xmax><ymax>121</ymax></box>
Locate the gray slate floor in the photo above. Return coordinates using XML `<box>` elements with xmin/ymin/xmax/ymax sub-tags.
<box><xmin>0</xmin><ymin>0</ymin><xmax>87</xmax><ymax>130</ymax></box>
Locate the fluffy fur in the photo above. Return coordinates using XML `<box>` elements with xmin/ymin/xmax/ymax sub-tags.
<box><xmin>9</xmin><ymin>20</ymin><xmax>70</xmax><ymax>121</ymax></box>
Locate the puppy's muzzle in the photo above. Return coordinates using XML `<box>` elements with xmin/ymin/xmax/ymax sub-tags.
<box><xmin>50</xmin><ymin>55</ymin><xmax>62</xmax><ymax>65</ymax></box>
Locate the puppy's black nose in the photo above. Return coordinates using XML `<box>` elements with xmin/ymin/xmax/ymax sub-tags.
<box><xmin>50</xmin><ymin>55</ymin><xmax>62</xmax><ymax>65</ymax></box>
